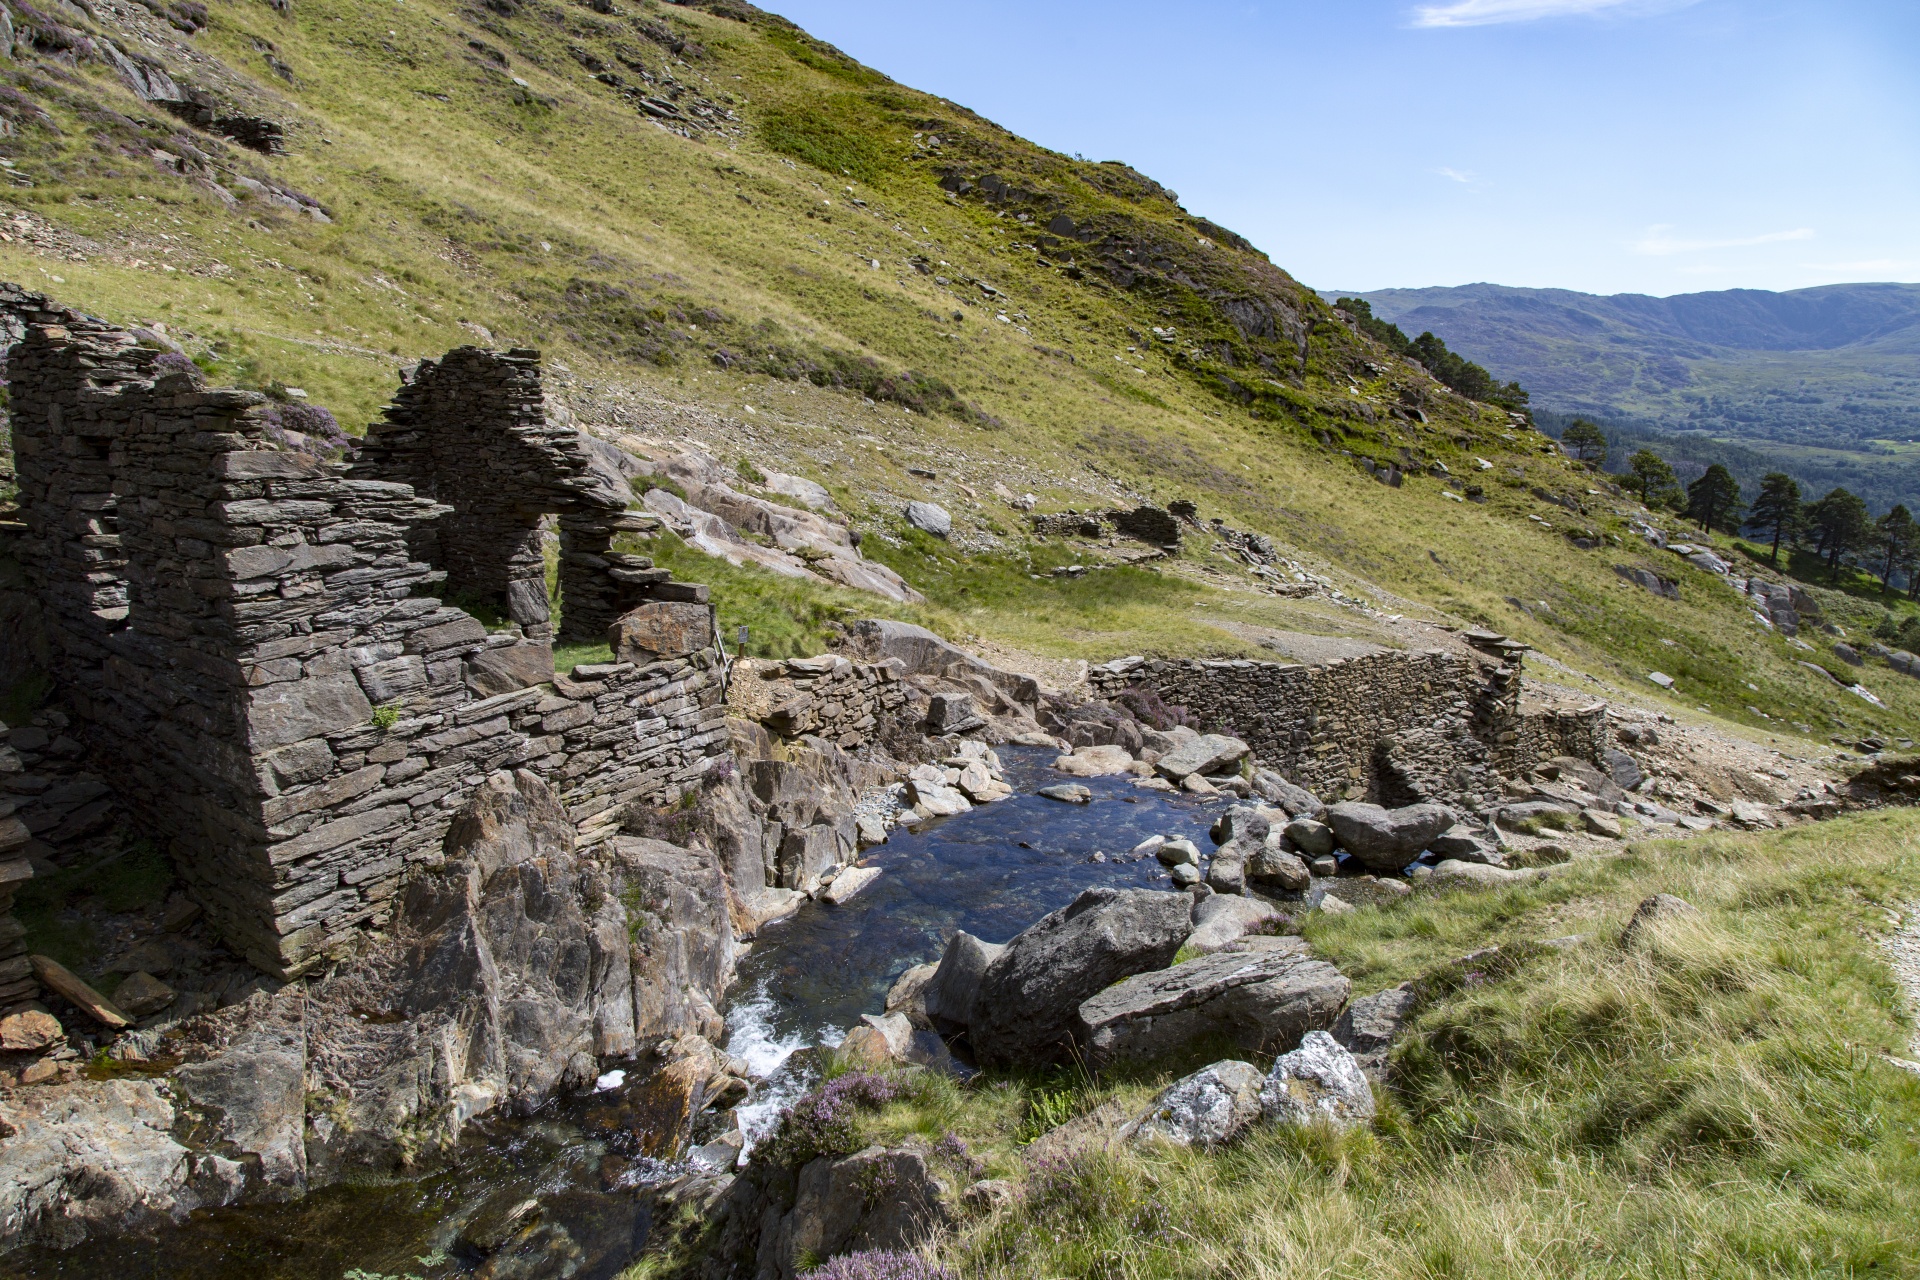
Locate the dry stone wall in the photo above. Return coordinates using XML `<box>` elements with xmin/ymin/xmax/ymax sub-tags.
<box><xmin>1091</xmin><ymin>648</ymin><xmax>1605</xmax><ymax>806</ymax></box>
<box><xmin>727</xmin><ymin>654</ymin><xmax>912</xmax><ymax>751</ymax></box>
<box><xmin>2</xmin><ymin>294</ymin><xmax>731</xmax><ymax>978</ymax></box>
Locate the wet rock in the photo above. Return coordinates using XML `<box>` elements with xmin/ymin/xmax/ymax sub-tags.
<box><xmin>1155</xmin><ymin>733</ymin><xmax>1250</xmax><ymax>783</ymax></box>
<box><xmin>884</xmin><ymin>963</ymin><xmax>937</xmax><ymax>1022</ymax></box>
<box><xmin>1260</xmin><ymin>1030</ymin><xmax>1374</xmax><ymax>1131</ymax></box>
<box><xmin>1619</xmin><ymin>893</ymin><xmax>1698</xmax><ymax>948</ymax></box>
<box><xmin>1076</xmin><ymin>947</ymin><xmax>1350</xmax><ymax>1070</ymax></box>
<box><xmin>1126</xmin><ymin>1059</ymin><xmax>1264</xmax><ymax>1147</ymax></box>
<box><xmin>970</xmin><ymin>888</ymin><xmax>1194</xmax><ymax>1068</ymax></box>
<box><xmin>923</xmin><ymin>931</ymin><xmax>1004</xmax><ymax>1029</ymax></box>
<box><xmin>820</xmin><ymin>865</ymin><xmax>882</xmax><ymax>905</ymax></box>
<box><xmin>1324</xmin><ymin>802</ymin><xmax>1455</xmax><ymax>873</ymax></box>
<box><xmin>1156</xmin><ymin>838</ymin><xmax>1200</xmax><ymax>867</ymax></box>
<box><xmin>1036</xmin><ymin>783</ymin><xmax>1092</xmax><ymax>804</ymax></box>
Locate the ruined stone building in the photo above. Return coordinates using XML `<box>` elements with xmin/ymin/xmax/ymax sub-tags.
<box><xmin>1</xmin><ymin>291</ymin><xmax>728</xmax><ymax>978</ymax></box>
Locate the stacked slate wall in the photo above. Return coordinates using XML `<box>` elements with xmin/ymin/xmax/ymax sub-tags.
<box><xmin>729</xmin><ymin>654</ymin><xmax>912</xmax><ymax>749</ymax></box>
<box><xmin>4</xmin><ymin>309</ymin><xmax>730</xmax><ymax>978</ymax></box>
<box><xmin>1090</xmin><ymin>649</ymin><xmax>1605</xmax><ymax>805</ymax></box>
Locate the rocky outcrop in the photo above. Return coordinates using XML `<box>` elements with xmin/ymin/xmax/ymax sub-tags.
<box><xmin>968</xmin><ymin>888</ymin><xmax>1193</xmax><ymax>1068</ymax></box>
<box><xmin>1075</xmin><ymin>948</ymin><xmax>1349</xmax><ymax>1070</ymax></box>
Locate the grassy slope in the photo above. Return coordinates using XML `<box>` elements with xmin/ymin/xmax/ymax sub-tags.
<box><xmin>749</xmin><ymin>815</ymin><xmax>1920</xmax><ymax>1280</ymax></box>
<box><xmin>1</xmin><ymin>0</ymin><xmax>1919</xmax><ymax>748</ymax></box>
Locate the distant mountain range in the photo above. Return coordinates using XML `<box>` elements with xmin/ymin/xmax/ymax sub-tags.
<box><xmin>1346</xmin><ymin>281</ymin><xmax>1920</xmax><ymax>512</ymax></box>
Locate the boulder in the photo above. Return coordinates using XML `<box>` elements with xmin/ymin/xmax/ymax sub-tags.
<box><xmin>1075</xmin><ymin>948</ymin><xmax>1350</xmax><ymax>1070</ymax></box>
<box><xmin>1619</xmin><ymin>893</ymin><xmax>1698</xmax><ymax>948</ymax></box>
<box><xmin>1324</xmin><ymin>802</ymin><xmax>1455</xmax><ymax>873</ymax></box>
<box><xmin>1184</xmin><ymin>894</ymin><xmax>1283</xmax><ymax>955</ymax></box>
<box><xmin>884</xmin><ymin>963</ymin><xmax>937</xmax><ymax>1022</ymax></box>
<box><xmin>1428</xmin><ymin>825</ymin><xmax>1503</xmax><ymax>865</ymax></box>
<box><xmin>114</xmin><ymin>971</ymin><xmax>177</xmax><ymax>1017</ymax></box>
<box><xmin>1247</xmin><ymin>840</ymin><xmax>1311</xmax><ymax>891</ymax></box>
<box><xmin>969</xmin><ymin>888</ymin><xmax>1194</xmax><ymax>1068</ymax></box>
<box><xmin>774</xmin><ymin>1146</ymin><xmax>952</xmax><ymax>1277</ymax></box>
<box><xmin>1052</xmin><ymin>745</ymin><xmax>1135</xmax><ymax>777</ymax></box>
<box><xmin>1252</xmin><ymin>769</ymin><xmax>1324</xmax><ymax>817</ymax></box>
<box><xmin>1205</xmin><ymin>846</ymin><xmax>1247</xmax><ymax>895</ymax></box>
<box><xmin>1036</xmin><ymin>783</ymin><xmax>1092</xmax><ymax>804</ymax></box>
<box><xmin>1169</xmin><ymin>863</ymin><xmax>1201</xmax><ymax>888</ymax></box>
<box><xmin>1260</xmin><ymin>1030</ymin><xmax>1375</xmax><ymax>1131</ymax></box>
<box><xmin>906</xmin><ymin>778</ymin><xmax>971</xmax><ymax>817</ymax></box>
<box><xmin>922</xmin><ymin>931</ymin><xmax>1004</xmax><ymax>1029</ymax></box>
<box><xmin>1602</xmin><ymin>748</ymin><xmax>1645</xmax><ymax>789</ymax></box>
<box><xmin>1209</xmin><ymin>804</ymin><xmax>1277</xmax><ymax>846</ymax></box>
<box><xmin>609</xmin><ymin>601</ymin><xmax>714</xmax><ymax>662</ymax></box>
<box><xmin>1431</xmin><ymin>859</ymin><xmax>1553</xmax><ymax>888</ymax></box>
<box><xmin>904</xmin><ymin>500</ymin><xmax>952</xmax><ymax>538</ymax></box>
<box><xmin>1495</xmin><ymin>799</ymin><xmax>1578</xmax><ymax>830</ymax></box>
<box><xmin>821</xmin><ymin>865</ymin><xmax>882</xmax><ymax>905</ymax></box>
<box><xmin>1126</xmin><ymin>1060</ymin><xmax>1264</xmax><ymax>1148</ymax></box>
<box><xmin>1581</xmin><ymin>808</ymin><xmax>1624</xmax><ymax>838</ymax></box>
<box><xmin>1154</xmin><ymin>733</ymin><xmax>1250</xmax><ymax>783</ymax></box>
<box><xmin>1283</xmin><ymin>818</ymin><xmax>1336</xmax><ymax>857</ymax></box>
<box><xmin>926</xmin><ymin>692</ymin><xmax>985</xmax><ymax>735</ymax></box>
<box><xmin>1156</xmin><ymin>838</ymin><xmax>1200</xmax><ymax>867</ymax></box>
<box><xmin>840</xmin><ymin>619</ymin><xmax>1040</xmax><ymax>708</ymax></box>
<box><xmin>1332</xmin><ymin>984</ymin><xmax>1416</xmax><ymax>1079</ymax></box>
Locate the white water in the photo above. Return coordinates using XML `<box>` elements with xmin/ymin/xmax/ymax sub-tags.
<box><xmin>723</xmin><ymin>978</ymin><xmax>845</xmax><ymax>1153</ymax></box>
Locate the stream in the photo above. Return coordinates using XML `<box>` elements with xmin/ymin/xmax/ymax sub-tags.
<box><xmin>2</xmin><ymin>748</ymin><xmax>1233</xmax><ymax>1280</ymax></box>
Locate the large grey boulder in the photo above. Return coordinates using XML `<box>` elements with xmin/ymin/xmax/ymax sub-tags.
<box><xmin>923</xmin><ymin>930</ymin><xmax>1005</xmax><ymax>1029</ymax></box>
<box><xmin>904</xmin><ymin>500</ymin><xmax>952</xmax><ymax>538</ymax></box>
<box><xmin>1126</xmin><ymin>1060</ymin><xmax>1264</xmax><ymax>1148</ymax></box>
<box><xmin>1075</xmin><ymin>948</ymin><xmax>1350</xmax><ymax>1070</ymax></box>
<box><xmin>969</xmin><ymin>888</ymin><xmax>1194</xmax><ymax>1068</ymax></box>
<box><xmin>1155</xmin><ymin>733</ymin><xmax>1250</xmax><ymax>783</ymax></box>
<box><xmin>1283</xmin><ymin>817</ymin><xmax>1336</xmax><ymax>857</ymax></box>
<box><xmin>1260</xmin><ymin>1030</ymin><xmax>1375</xmax><ymax>1131</ymax></box>
<box><xmin>1324</xmin><ymin>801</ymin><xmax>1455</xmax><ymax>873</ymax></box>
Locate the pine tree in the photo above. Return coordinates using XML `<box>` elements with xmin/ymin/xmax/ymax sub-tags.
<box><xmin>1685</xmin><ymin>464</ymin><xmax>1743</xmax><ymax>534</ymax></box>
<box><xmin>1560</xmin><ymin>419</ymin><xmax>1607</xmax><ymax>464</ymax></box>
<box><xmin>1743</xmin><ymin>472</ymin><xmax>1802</xmax><ymax>566</ymax></box>
<box><xmin>1876</xmin><ymin>504</ymin><xmax>1920</xmax><ymax>592</ymax></box>
<box><xmin>1807</xmin><ymin>487</ymin><xmax>1872</xmax><ymax>583</ymax></box>
<box><xmin>1627</xmin><ymin>449</ymin><xmax>1681</xmax><ymax>508</ymax></box>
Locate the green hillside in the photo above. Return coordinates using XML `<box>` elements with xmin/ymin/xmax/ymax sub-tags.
<box><xmin>1</xmin><ymin>0</ymin><xmax>1918</xmax><ymax>745</ymax></box>
<box><xmin>1355</xmin><ymin>282</ymin><xmax>1920</xmax><ymax>511</ymax></box>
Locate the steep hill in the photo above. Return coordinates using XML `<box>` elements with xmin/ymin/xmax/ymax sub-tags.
<box><xmin>1</xmin><ymin>0</ymin><xmax>1918</xmax><ymax>748</ymax></box>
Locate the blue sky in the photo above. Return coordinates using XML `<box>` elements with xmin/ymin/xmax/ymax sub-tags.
<box><xmin>766</xmin><ymin>0</ymin><xmax>1919</xmax><ymax>298</ymax></box>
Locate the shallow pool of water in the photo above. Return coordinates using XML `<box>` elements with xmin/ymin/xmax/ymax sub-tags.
<box><xmin>727</xmin><ymin>746</ymin><xmax>1235</xmax><ymax>1145</ymax></box>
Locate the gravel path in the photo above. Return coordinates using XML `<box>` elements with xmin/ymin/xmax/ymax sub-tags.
<box><xmin>1882</xmin><ymin>905</ymin><xmax>1920</xmax><ymax>1072</ymax></box>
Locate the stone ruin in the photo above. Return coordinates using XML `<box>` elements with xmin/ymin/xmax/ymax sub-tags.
<box><xmin>1089</xmin><ymin>638</ymin><xmax>1608</xmax><ymax>810</ymax></box>
<box><xmin>0</xmin><ymin>291</ymin><xmax>728</xmax><ymax>979</ymax></box>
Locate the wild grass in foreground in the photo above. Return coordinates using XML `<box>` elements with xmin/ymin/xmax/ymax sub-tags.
<box><xmin>688</xmin><ymin>812</ymin><xmax>1920</xmax><ymax>1280</ymax></box>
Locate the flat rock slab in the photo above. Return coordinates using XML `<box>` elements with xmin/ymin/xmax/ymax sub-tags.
<box><xmin>1052</xmin><ymin>746</ymin><xmax>1135</xmax><ymax>777</ymax></box>
<box><xmin>821</xmin><ymin>865</ymin><xmax>882</xmax><ymax>905</ymax></box>
<box><xmin>1037</xmin><ymin>784</ymin><xmax>1092</xmax><ymax>804</ymax></box>
<box><xmin>1076</xmin><ymin>948</ymin><xmax>1350</xmax><ymax>1070</ymax></box>
<box><xmin>1155</xmin><ymin>733</ymin><xmax>1249</xmax><ymax>783</ymax></box>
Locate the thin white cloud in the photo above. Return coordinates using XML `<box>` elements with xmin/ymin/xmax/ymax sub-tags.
<box><xmin>1632</xmin><ymin>225</ymin><xmax>1815</xmax><ymax>256</ymax></box>
<box><xmin>1411</xmin><ymin>0</ymin><xmax>1691</xmax><ymax>28</ymax></box>
<box><xmin>1800</xmin><ymin>259</ymin><xmax>1918</xmax><ymax>274</ymax></box>
<box><xmin>1436</xmin><ymin>167</ymin><xmax>1473</xmax><ymax>183</ymax></box>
